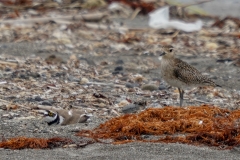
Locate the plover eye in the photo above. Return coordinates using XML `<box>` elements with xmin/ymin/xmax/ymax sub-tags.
<box><xmin>48</xmin><ymin>112</ymin><xmax>53</xmax><ymax>116</ymax></box>
<box><xmin>169</xmin><ymin>48</ymin><xmax>173</xmax><ymax>52</ymax></box>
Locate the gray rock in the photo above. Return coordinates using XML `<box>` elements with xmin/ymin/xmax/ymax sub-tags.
<box><xmin>125</xmin><ymin>83</ymin><xmax>139</xmax><ymax>88</ymax></box>
<box><xmin>41</xmin><ymin>100</ymin><xmax>53</xmax><ymax>106</ymax></box>
<box><xmin>34</xmin><ymin>96</ymin><xmax>43</xmax><ymax>101</ymax></box>
<box><xmin>122</xmin><ymin>104</ymin><xmax>141</xmax><ymax>114</ymax></box>
<box><xmin>115</xmin><ymin>59</ymin><xmax>124</xmax><ymax>64</ymax></box>
<box><xmin>29</xmin><ymin>72</ymin><xmax>41</xmax><ymax>78</ymax></box>
<box><xmin>158</xmin><ymin>84</ymin><xmax>167</xmax><ymax>90</ymax></box>
<box><xmin>141</xmin><ymin>84</ymin><xmax>158</xmax><ymax>91</ymax></box>
<box><xmin>114</xmin><ymin>66</ymin><xmax>123</xmax><ymax>71</ymax></box>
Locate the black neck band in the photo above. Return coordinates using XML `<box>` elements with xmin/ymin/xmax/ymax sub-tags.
<box><xmin>48</xmin><ymin>114</ymin><xmax>60</xmax><ymax>125</ymax></box>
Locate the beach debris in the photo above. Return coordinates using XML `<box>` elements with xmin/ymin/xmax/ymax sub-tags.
<box><xmin>0</xmin><ymin>137</ymin><xmax>72</xmax><ymax>149</ymax></box>
<box><xmin>148</xmin><ymin>7</ymin><xmax>203</xmax><ymax>32</ymax></box>
<box><xmin>77</xmin><ymin>105</ymin><xmax>240</xmax><ymax>149</ymax></box>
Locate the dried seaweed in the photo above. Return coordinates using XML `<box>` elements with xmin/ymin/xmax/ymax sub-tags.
<box><xmin>0</xmin><ymin>0</ymin><xmax>32</xmax><ymax>5</ymax></box>
<box><xmin>77</xmin><ymin>105</ymin><xmax>240</xmax><ymax>149</ymax></box>
<box><xmin>0</xmin><ymin>137</ymin><xmax>72</xmax><ymax>149</ymax></box>
<box><xmin>212</xmin><ymin>16</ymin><xmax>240</xmax><ymax>28</ymax></box>
<box><xmin>108</xmin><ymin>0</ymin><xmax>155</xmax><ymax>14</ymax></box>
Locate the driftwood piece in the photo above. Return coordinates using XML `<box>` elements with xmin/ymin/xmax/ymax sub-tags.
<box><xmin>85</xmin><ymin>22</ymin><xmax>128</xmax><ymax>32</ymax></box>
<box><xmin>200</xmin><ymin>31</ymin><xmax>240</xmax><ymax>38</ymax></box>
<box><xmin>0</xmin><ymin>60</ymin><xmax>18</xmax><ymax>67</ymax></box>
<box><xmin>0</xmin><ymin>12</ymin><xmax>108</xmax><ymax>25</ymax></box>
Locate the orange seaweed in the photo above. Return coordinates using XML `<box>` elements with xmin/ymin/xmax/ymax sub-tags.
<box><xmin>77</xmin><ymin>105</ymin><xmax>240</xmax><ymax>149</ymax></box>
<box><xmin>0</xmin><ymin>137</ymin><xmax>72</xmax><ymax>149</ymax></box>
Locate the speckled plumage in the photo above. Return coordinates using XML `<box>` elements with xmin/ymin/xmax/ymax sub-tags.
<box><xmin>159</xmin><ymin>45</ymin><xmax>220</xmax><ymax>106</ymax></box>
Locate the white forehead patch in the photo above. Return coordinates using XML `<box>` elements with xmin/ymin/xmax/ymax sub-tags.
<box><xmin>68</xmin><ymin>110</ymin><xmax>73</xmax><ymax>116</ymax></box>
<box><xmin>44</xmin><ymin>114</ymin><xmax>57</xmax><ymax>123</ymax></box>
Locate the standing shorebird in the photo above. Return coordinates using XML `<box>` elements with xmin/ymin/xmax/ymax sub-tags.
<box><xmin>159</xmin><ymin>45</ymin><xmax>220</xmax><ymax>107</ymax></box>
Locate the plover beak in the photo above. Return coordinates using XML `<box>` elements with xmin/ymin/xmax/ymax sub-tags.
<box><xmin>159</xmin><ymin>51</ymin><xmax>166</xmax><ymax>56</ymax></box>
<box><xmin>79</xmin><ymin>114</ymin><xmax>92</xmax><ymax>123</ymax></box>
<box><xmin>81</xmin><ymin>113</ymin><xmax>93</xmax><ymax>118</ymax></box>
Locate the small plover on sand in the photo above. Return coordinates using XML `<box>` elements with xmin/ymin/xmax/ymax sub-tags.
<box><xmin>36</xmin><ymin>106</ymin><xmax>91</xmax><ymax>125</ymax></box>
<box><xmin>159</xmin><ymin>45</ymin><xmax>220</xmax><ymax>107</ymax></box>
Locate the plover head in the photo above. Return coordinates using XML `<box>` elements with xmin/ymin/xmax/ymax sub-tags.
<box><xmin>40</xmin><ymin>110</ymin><xmax>64</xmax><ymax>125</ymax></box>
<box><xmin>78</xmin><ymin>113</ymin><xmax>93</xmax><ymax>123</ymax></box>
<box><xmin>159</xmin><ymin>45</ymin><xmax>175</xmax><ymax>59</ymax></box>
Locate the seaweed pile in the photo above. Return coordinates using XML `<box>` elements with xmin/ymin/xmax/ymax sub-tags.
<box><xmin>0</xmin><ymin>137</ymin><xmax>72</xmax><ymax>149</ymax></box>
<box><xmin>77</xmin><ymin>105</ymin><xmax>240</xmax><ymax>149</ymax></box>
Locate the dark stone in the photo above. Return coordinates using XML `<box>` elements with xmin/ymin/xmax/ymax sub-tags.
<box><xmin>68</xmin><ymin>76</ymin><xmax>80</xmax><ymax>82</ymax></box>
<box><xmin>217</xmin><ymin>40</ymin><xmax>230</xmax><ymax>47</ymax></box>
<box><xmin>114</xmin><ymin>66</ymin><xmax>123</xmax><ymax>71</ymax></box>
<box><xmin>112</xmin><ymin>71</ymin><xmax>121</xmax><ymax>75</ymax></box>
<box><xmin>0</xmin><ymin>105</ymin><xmax>7</xmax><ymax>110</ymax></box>
<box><xmin>41</xmin><ymin>130</ymin><xmax>49</xmax><ymax>133</ymax></box>
<box><xmin>41</xmin><ymin>100</ymin><xmax>52</xmax><ymax>106</ymax></box>
<box><xmin>222</xmin><ymin>76</ymin><xmax>229</xmax><ymax>81</ymax></box>
<box><xmin>51</xmin><ymin>72</ymin><xmax>66</xmax><ymax>77</ymax></box>
<box><xmin>34</xmin><ymin>96</ymin><xmax>43</xmax><ymax>102</ymax></box>
<box><xmin>55</xmin><ymin>72</ymin><xmax>63</xmax><ymax>77</ymax></box>
<box><xmin>26</xmin><ymin>97</ymin><xmax>35</xmax><ymax>102</ymax></box>
<box><xmin>115</xmin><ymin>59</ymin><xmax>124</xmax><ymax>65</ymax></box>
<box><xmin>210</xmin><ymin>76</ymin><xmax>218</xmax><ymax>80</ymax></box>
<box><xmin>125</xmin><ymin>83</ymin><xmax>139</xmax><ymax>88</ymax></box>
<box><xmin>30</xmin><ymin>72</ymin><xmax>41</xmax><ymax>78</ymax></box>
<box><xmin>159</xmin><ymin>84</ymin><xmax>167</xmax><ymax>90</ymax></box>
<box><xmin>5</xmin><ymin>68</ymin><xmax>11</xmax><ymax>72</ymax></box>
<box><xmin>216</xmin><ymin>59</ymin><xmax>233</xmax><ymax>63</ymax></box>
<box><xmin>41</xmin><ymin>73</ymin><xmax>46</xmax><ymax>77</ymax></box>
<box><xmin>142</xmin><ymin>135</ymin><xmax>150</xmax><ymax>139</ymax></box>
<box><xmin>19</xmin><ymin>74</ymin><xmax>27</xmax><ymax>79</ymax></box>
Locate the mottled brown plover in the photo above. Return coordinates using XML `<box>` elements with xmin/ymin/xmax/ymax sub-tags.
<box><xmin>159</xmin><ymin>45</ymin><xmax>220</xmax><ymax>107</ymax></box>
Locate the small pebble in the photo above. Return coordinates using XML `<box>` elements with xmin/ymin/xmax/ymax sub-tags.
<box><xmin>41</xmin><ymin>100</ymin><xmax>52</xmax><ymax>106</ymax></box>
<box><xmin>34</xmin><ymin>96</ymin><xmax>43</xmax><ymax>102</ymax></box>
<box><xmin>80</xmin><ymin>77</ymin><xmax>89</xmax><ymax>84</ymax></box>
<box><xmin>30</xmin><ymin>72</ymin><xmax>41</xmax><ymax>78</ymax></box>
<box><xmin>63</xmin><ymin>144</ymin><xmax>77</xmax><ymax>148</ymax></box>
<box><xmin>114</xmin><ymin>66</ymin><xmax>123</xmax><ymax>71</ymax></box>
<box><xmin>141</xmin><ymin>84</ymin><xmax>158</xmax><ymax>91</ymax></box>
<box><xmin>158</xmin><ymin>84</ymin><xmax>167</xmax><ymax>90</ymax></box>
<box><xmin>5</xmin><ymin>68</ymin><xmax>11</xmax><ymax>72</ymax></box>
<box><xmin>115</xmin><ymin>59</ymin><xmax>124</xmax><ymax>64</ymax></box>
<box><xmin>112</xmin><ymin>71</ymin><xmax>122</xmax><ymax>75</ymax></box>
<box><xmin>19</xmin><ymin>74</ymin><xmax>28</xmax><ymax>79</ymax></box>
<box><xmin>0</xmin><ymin>105</ymin><xmax>7</xmax><ymax>110</ymax></box>
<box><xmin>118</xmin><ymin>100</ymin><xmax>130</xmax><ymax>107</ymax></box>
<box><xmin>125</xmin><ymin>83</ymin><xmax>139</xmax><ymax>88</ymax></box>
<box><xmin>122</xmin><ymin>104</ymin><xmax>141</xmax><ymax>114</ymax></box>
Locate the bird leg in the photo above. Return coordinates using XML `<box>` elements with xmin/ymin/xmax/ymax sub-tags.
<box><xmin>178</xmin><ymin>88</ymin><xmax>184</xmax><ymax>107</ymax></box>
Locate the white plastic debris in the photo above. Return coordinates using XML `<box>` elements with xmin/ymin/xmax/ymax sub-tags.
<box><xmin>108</xmin><ymin>2</ymin><xmax>123</xmax><ymax>11</ymax></box>
<box><xmin>148</xmin><ymin>7</ymin><xmax>203</xmax><ymax>32</ymax></box>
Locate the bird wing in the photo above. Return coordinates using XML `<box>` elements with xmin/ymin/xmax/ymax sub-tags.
<box><xmin>173</xmin><ymin>59</ymin><xmax>215</xmax><ymax>85</ymax></box>
<box><xmin>173</xmin><ymin>67</ymin><xmax>201</xmax><ymax>84</ymax></box>
<box><xmin>174</xmin><ymin>58</ymin><xmax>200</xmax><ymax>74</ymax></box>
